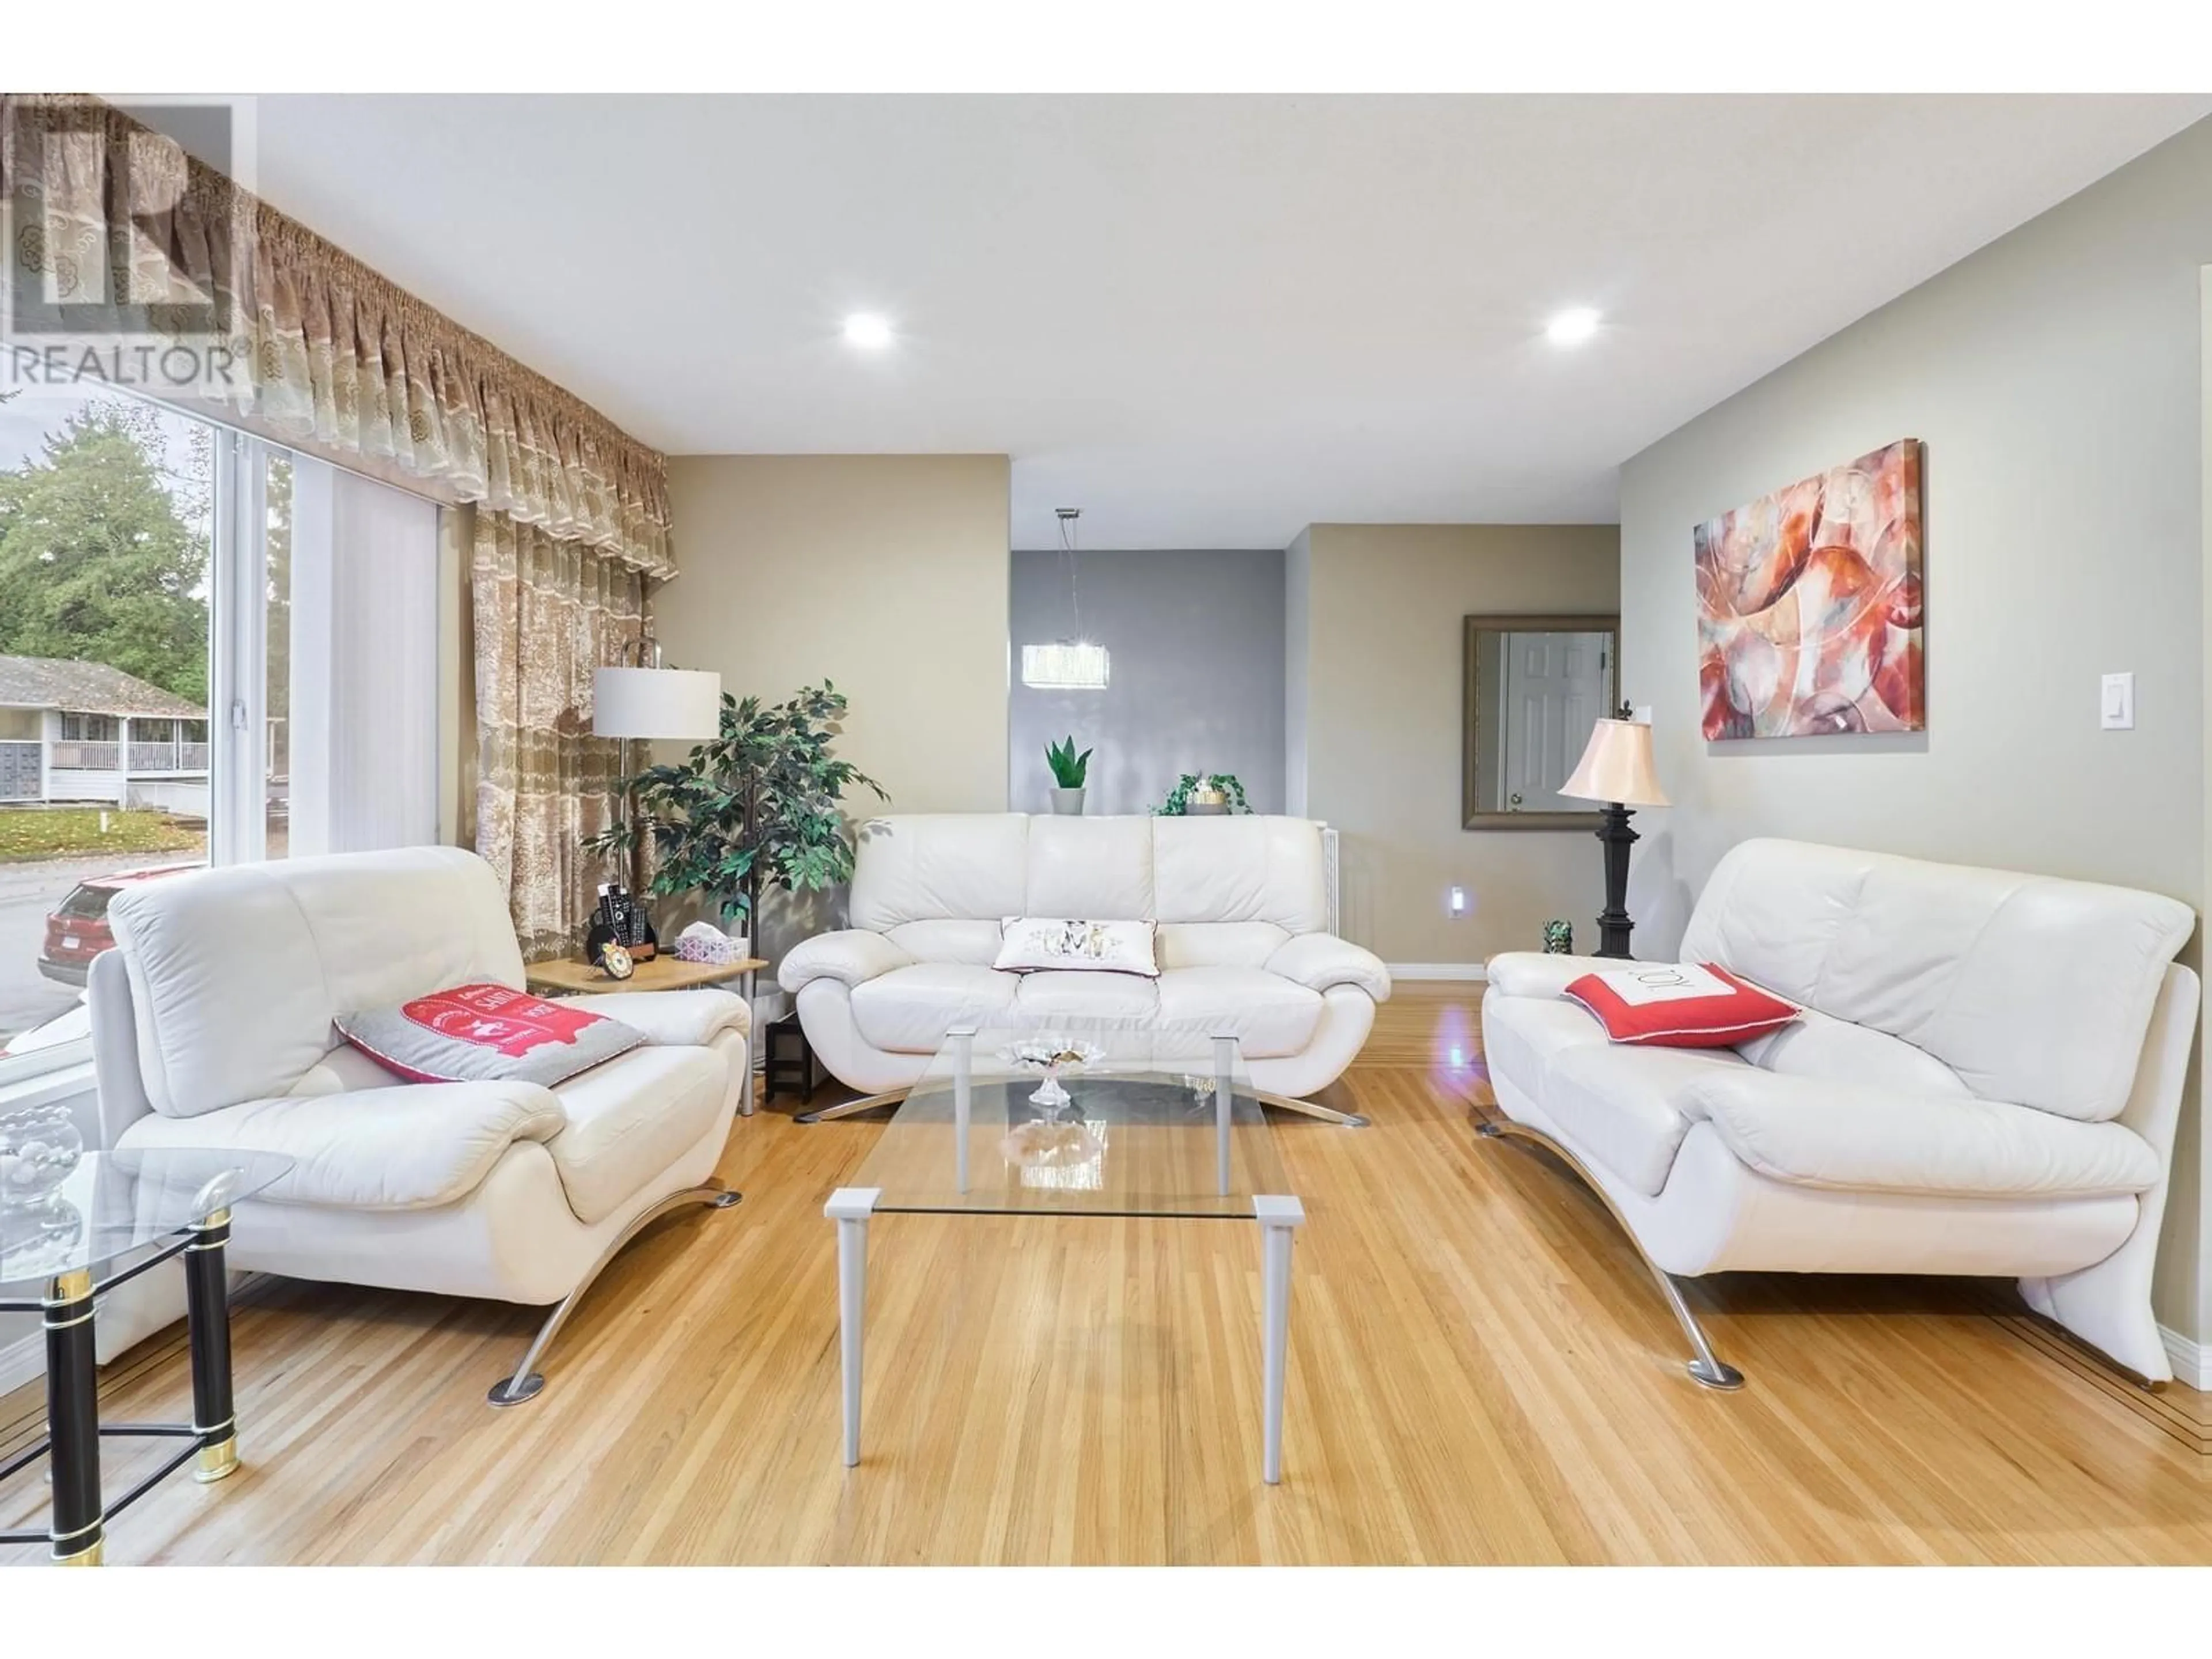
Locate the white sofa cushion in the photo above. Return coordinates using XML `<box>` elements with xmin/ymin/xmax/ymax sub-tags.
<box><xmin>1016</xmin><ymin>969</ymin><xmax>1161</xmax><ymax>1025</ymax></box>
<box><xmin>107</xmin><ymin>846</ymin><xmax>525</xmax><ymax>1119</ymax></box>
<box><xmin>850</xmin><ymin>814</ymin><xmax>1029</xmax><ymax>931</ymax></box>
<box><xmin>1681</xmin><ymin>839</ymin><xmax>2194</xmax><ymax>1123</ymax></box>
<box><xmin>117</xmin><ymin>1078</ymin><xmax>566</xmax><ymax>1210</ymax></box>
<box><xmin>1156</xmin><ymin>922</ymin><xmax>1292</xmax><ymax>971</ymax></box>
<box><xmin>1733</xmin><ymin>1006</ymin><xmax>1968</xmax><ymax>1095</ymax></box>
<box><xmin>884</xmin><ymin>919</ymin><xmax>1005</xmax><ymax>967</ymax></box>
<box><xmin>544</xmin><ymin>1044</ymin><xmax>729</xmax><ymax>1225</ymax></box>
<box><xmin>1153</xmin><ymin>816</ymin><xmax>1329</xmax><ymax>931</ymax></box>
<box><xmin>849</xmin><ymin>963</ymin><xmax>1021</xmax><ymax>1053</ymax></box>
<box><xmin>1543</xmin><ymin>1042</ymin><xmax>1751</xmax><ymax>1197</ymax></box>
<box><xmin>1676</xmin><ymin>1072</ymin><xmax>2162</xmax><ymax>1200</ymax></box>
<box><xmin>1155</xmin><ymin>967</ymin><xmax>1323</xmax><ymax>1058</ymax></box>
<box><xmin>1025</xmin><ymin>816</ymin><xmax>1156</xmax><ymax>918</ymax></box>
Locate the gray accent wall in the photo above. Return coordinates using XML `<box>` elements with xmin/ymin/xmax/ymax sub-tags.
<box><xmin>1618</xmin><ymin>116</ymin><xmax>2212</xmax><ymax>1349</ymax></box>
<box><xmin>1009</xmin><ymin>547</ymin><xmax>1286</xmax><ymax>816</ymax></box>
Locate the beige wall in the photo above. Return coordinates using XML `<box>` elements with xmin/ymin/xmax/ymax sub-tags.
<box><xmin>1299</xmin><ymin>524</ymin><xmax>1622</xmax><ymax>964</ymax></box>
<box><xmin>658</xmin><ymin>456</ymin><xmax>1012</xmax><ymax>816</ymax></box>
<box><xmin>1620</xmin><ymin>119</ymin><xmax>2212</xmax><ymax>1346</ymax></box>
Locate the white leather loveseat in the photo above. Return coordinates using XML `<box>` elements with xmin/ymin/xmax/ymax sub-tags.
<box><xmin>779</xmin><ymin>814</ymin><xmax>1391</xmax><ymax>1099</ymax></box>
<box><xmin>1482</xmin><ymin>838</ymin><xmax>2198</xmax><ymax>1388</ymax></box>
<box><xmin>85</xmin><ymin>846</ymin><xmax>751</xmax><ymax>1404</ymax></box>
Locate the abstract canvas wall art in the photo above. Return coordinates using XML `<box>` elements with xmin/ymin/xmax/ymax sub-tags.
<box><xmin>1694</xmin><ymin>439</ymin><xmax>1924</xmax><ymax>739</ymax></box>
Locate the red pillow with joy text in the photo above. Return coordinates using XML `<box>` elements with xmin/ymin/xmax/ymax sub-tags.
<box><xmin>1562</xmin><ymin>962</ymin><xmax>1799</xmax><ymax>1049</ymax></box>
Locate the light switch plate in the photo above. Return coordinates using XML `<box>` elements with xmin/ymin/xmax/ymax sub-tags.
<box><xmin>2101</xmin><ymin>672</ymin><xmax>2135</xmax><ymax>731</ymax></box>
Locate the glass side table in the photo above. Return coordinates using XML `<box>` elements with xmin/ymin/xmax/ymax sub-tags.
<box><xmin>0</xmin><ymin>1148</ymin><xmax>293</xmax><ymax>1566</ymax></box>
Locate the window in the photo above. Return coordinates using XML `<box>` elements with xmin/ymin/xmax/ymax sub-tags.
<box><xmin>0</xmin><ymin>382</ymin><xmax>443</xmax><ymax>1080</ymax></box>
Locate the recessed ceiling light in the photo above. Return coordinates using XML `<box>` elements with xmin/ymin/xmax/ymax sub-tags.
<box><xmin>843</xmin><ymin>312</ymin><xmax>893</xmax><ymax>349</ymax></box>
<box><xmin>1546</xmin><ymin>308</ymin><xmax>1603</xmax><ymax>346</ymax></box>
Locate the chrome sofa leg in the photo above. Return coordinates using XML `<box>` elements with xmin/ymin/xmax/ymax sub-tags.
<box><xmin>794</xmin><ymin>1089</ymin><xmax>910</xmax><ymax>1125</ymax></box>
<box><xmin>1478</xmin><ymin>1119</ymin><xmax>1745</xmax><ymax>1391</ymax></box>
<box><xmin>1253</xmin><ymin>1090</ymin><xmax>1371</xmax><ymax>1128</ymax></box>
<box><xmin>487</xmin><ymin>1184</ymin><xmax>743</xmax><ymax>1407</ymax></box>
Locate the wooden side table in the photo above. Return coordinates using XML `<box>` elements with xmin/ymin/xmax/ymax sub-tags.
<box><xmin>524</xmin><ymin>953</ymin><xmax>767</xmax><ymax>996</ymax></box>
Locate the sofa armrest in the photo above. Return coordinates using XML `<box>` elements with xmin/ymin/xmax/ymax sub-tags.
<box><xmin>563</xmin><ymin>987</ymin><xmax>749</xmax><ymax>1047</ymax></box>
<box><xmin>777</xmin><ymin>930</ymin><xmax>915</xmax><ymax>994</ymax></box>
<box><xmin>1267</xmin><ymin>933</ymin><xmax>1392</xmax><ymax>1001</ymax></box>
<box><xmin>1484</xmin><ymin>952</ymin><xmax>1619</xmax><ymax>1000</ymax></box>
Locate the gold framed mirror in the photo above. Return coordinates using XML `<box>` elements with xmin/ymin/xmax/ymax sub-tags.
<box><xmin>1462</xmin><ymin>613</ymin><xmax>1621</xmax><ymax>830</ymax></box>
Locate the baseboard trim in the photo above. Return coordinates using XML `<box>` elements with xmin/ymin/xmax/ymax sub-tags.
<box><xmin>1387</xmin><ymin>963</ymin><xmax>1487</xmax><ymax>982</ymax></box>
<box><xmin>2161</xmin><ymin>1324</ymin><xmax>2211</xmax><ymax>1390</ymax></box>
<box><xmin>0</xmin><ymin>1330</ymin><xmax>40</xmax><ymax>1398</ymax></box>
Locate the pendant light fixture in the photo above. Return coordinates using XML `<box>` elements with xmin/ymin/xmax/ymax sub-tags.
<box><xmin>1021</xmin><ymin>506</ymin><xmax>1111</xmax><ymax>690</ymax></box>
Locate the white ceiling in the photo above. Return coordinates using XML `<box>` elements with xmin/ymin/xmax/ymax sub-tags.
<box><xmin>252</xmin><ymin>94</ymin><xmax>2210</xmax><ymax>550</ymax></box>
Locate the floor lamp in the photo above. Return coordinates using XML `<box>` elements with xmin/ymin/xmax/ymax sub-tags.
<box><xmin>1559</xmin><ymin>714</ymin><xmax>1669</xmax><ymax>960</ymax></box>
<box><xmin>592</xmin><ymin>657</ymin><xmax>724</xmax><ymax>945</ymax></box>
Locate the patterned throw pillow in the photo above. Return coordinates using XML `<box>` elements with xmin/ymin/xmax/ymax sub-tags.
<box><xmin>335</xmin><ymin>983</ymin><xmax>646</xmax><ymax>1086</ymax></box>
<box><xmin>993</xmin><ymin>917</ymin><xmax>1161</xmax><ymax>978</ymax></box>
<box><xmin>1563</xmin><ymin>962</ymin><xmax>1799</xmax><ymax>1049</ymax></box>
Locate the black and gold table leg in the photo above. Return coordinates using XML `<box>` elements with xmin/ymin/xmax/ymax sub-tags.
<box><xmin>184</xmin><ymin>1206</ymin><xmax>238</xmax><ymax>1484</ymax></box>
<box><xmin>42</xmin><ymin>1268</ymin><xmax>103</xmax><ymax>1566</ymax></box>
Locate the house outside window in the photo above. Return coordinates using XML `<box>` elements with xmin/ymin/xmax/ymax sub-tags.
<box><xmin>0</xmin><ymin>380</ymin><xmax>444</xmax><ymax>1081</ymax></box>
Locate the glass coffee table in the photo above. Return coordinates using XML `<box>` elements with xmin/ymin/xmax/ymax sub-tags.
<box><xmin>0</xmin><ymin>1147</ymin><xmax>293</xmax><ymax>1565</ymax></box>
<box><xmin>824</xmin><ymin>1025</ymin><xmax>1308</xmax><ymax>1484</ymax></box>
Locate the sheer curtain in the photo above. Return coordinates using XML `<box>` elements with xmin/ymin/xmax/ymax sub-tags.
<box><xmin>282</xmin><ymin>456</ymin><xmax>442</xmax><ymax>855</ymax></box>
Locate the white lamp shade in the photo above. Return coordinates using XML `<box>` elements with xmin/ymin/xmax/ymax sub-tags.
<box><xmin>1560</xmin><ymin>718</ymin><xmax>1669</xmax><ymax>808</ymax></box>
<box><xmin>592</xmin><ymin>666</ymin><xmax>724</xmax><ymax>740</ymax></box>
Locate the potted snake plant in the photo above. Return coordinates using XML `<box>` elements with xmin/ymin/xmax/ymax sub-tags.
<box><xmin>1045</xmin><ymin>736</ymin><xmax>1093</xmax><ymax>816</ymax></box>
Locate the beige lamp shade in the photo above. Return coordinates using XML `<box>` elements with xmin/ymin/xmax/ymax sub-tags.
<box><xmin>1560</xmin><ymin>718</ymin><xmax>1669</xmax><ymax>808</ymax></box>
<box><xmin>592</xmin><ymin>666</ymin><xmax>724</xmax><ymax>740</ymax></box>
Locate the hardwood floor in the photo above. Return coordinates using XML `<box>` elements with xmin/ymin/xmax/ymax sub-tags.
<box><xmin>6</xmin><ymin>982</ymin><xmax>2210</xmax><ymax>1565</ymax></box>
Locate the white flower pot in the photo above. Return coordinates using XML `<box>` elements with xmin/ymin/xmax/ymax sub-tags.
<box><xmin>1050</xmin><ymin>787</ymin><xmax>1086</xmax><ymax>816</ymax></box>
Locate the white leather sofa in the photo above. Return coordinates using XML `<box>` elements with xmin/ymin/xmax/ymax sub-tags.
<box><xmin>1482</xmin><ymin>838</ymin><xmax>2198</xmax><ymax>1388</ymax></box>
<box><xmin>779</xmin><ymin>814</ymin><xmax>1390</xmax><ymax>1100</ymax></box>
<box><xmin>85</xmin><ymin>846</ymin><xmax>751</xmax><ymax>1404</ymax></box>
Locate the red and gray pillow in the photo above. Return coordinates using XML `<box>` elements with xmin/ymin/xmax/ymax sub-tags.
<box><xmin>1563</xmin><ymin>963</ymin><xmax>1799</xmax><ymax>1049</ymax></box>
<box><xmin>335</xmin><ymin>983</ymin><xmax>645</xmax><ymax>1086</ymax></box>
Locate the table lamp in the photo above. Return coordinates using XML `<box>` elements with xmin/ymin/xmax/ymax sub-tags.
<box><xmin>1559</xmin><ymin>710</ymin><xmax>1668</xmax><ymax>960</ymax></box>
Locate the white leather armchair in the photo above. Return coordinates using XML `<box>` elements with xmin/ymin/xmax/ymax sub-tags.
<box><xmin>85</xmin><ymin>846</ymin><xmax>751</xmax><ymax>1405</ymax></box>
<box><xmin>779</xmin><ymin>813</ymin><xmax>1390</xmax><ymax>1101</ymax></box>
<box><xmin>1480</xmin><ymin>838</ymin><xmax>2198</xmax><ymax>1388</ymax></box>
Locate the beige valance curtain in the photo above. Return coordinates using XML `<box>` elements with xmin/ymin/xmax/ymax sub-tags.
<box><xmin>471</xmin><ymin>509</ymin><xmax>646</xmax><ymax>961</ymax></box>
<box><xmin>0</xmin><ymin>93</ymin><xmax>674</xmax><ymax>581</ymax></box>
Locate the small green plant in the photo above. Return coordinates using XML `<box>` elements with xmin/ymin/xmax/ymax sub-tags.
<box><xmin>1045</xmin><ymin>736</ymin><xmax>1093</xmax><ymax>789</ymax></box>
<box><xmin>1156</xmin><ymin>772</ymin><xmax>1252</xmax><ymax>815</ymax></box>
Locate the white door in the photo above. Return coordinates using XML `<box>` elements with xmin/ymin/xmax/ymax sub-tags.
<box><xmin>1502</xmin><ymin>631</ymin><xmax>1609</xmax><ymax>812</ymax></box>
